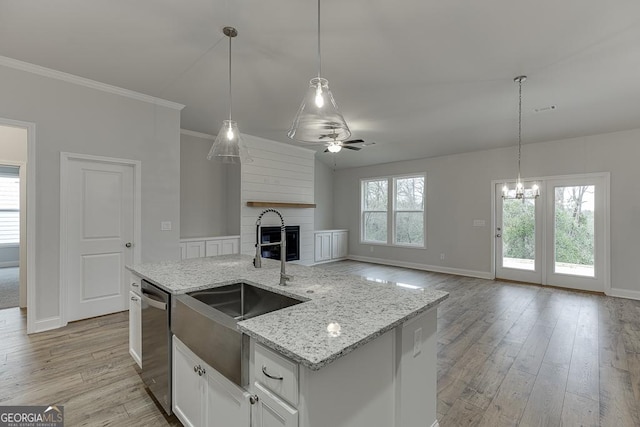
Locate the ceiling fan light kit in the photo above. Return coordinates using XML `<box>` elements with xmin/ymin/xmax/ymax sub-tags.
<box><xmin>208</xmin><ymin>26</ymin><xmax>252</xmax><ymax>165</ymax></box>
<box><xmin>502</xmin><ymin>75</ymin><xmax>540</xmax><ymax>201</ymax></box>
<box><xmin>287</xmin><ymin>0</ymin><xmax>351</xmax><ymax>144</ymax></box>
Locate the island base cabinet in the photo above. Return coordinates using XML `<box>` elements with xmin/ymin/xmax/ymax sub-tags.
<box><xmin>128</xmin><ymin>291</ymin><xmax>142</xmax><ymax>369</ymax></box>
<box><xmin>250</xmin><ymin>308</ymin><xmax>438</xmax><ymax>427</ymax></box>
<box><xmin>253</xmin><ymin>383</ymin><xmax>298</xmax><ymax>427</ymax></box>
<box><xmin>173</xmin><ymin>336</ymin><xmax>252</xmax><ymax>427</ymax></box>
<box><xmin>173</xmin><ymin>337</ymin><xmax>205</xmax><ymax>427</ymax></box>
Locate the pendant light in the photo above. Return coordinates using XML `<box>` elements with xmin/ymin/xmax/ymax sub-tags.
<box><xmin>287</xmin><ymin>0</ymin><xmax>351</xmax><ymax>143</ymax></box>
<box><xmin>208</xmin><ymin>26</ymin><xmax>251</xmax><ymax>164</ymax></box>
<box><xmin>502</xmin><ymin>75</ymin><xmax>539</xmax><ymax>200</ymax></box>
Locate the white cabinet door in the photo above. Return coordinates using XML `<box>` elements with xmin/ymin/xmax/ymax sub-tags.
<box><xmin>253</xmin><ymin>383</ymin><xmax>298</xmax><ymax>427</ymax></box>
<box><xmin>331</xmin><ymin>231</ymin><xmax>348</xmax><ymax>259</ymax></box>
<box><xmin>173</xmin><ymin>338</ymin><xmax>206</xmax><ymax>427</ymax></box>
<box><xmin>221</xmin><ymin>238</ymin><xmax>239</xmax><ymax>255</ymax></box>
<box><xmin>206</xmin><ymin>368</ymin><xmax>251</xmax><ymax>427</ymax></box>
<box><xmin>314</xmin><ymin>233</ymin><xmax>332</xmax><ymax>263</ymax></box>
<box><xmin>128</xmin><ymin>291</ymin><xmax>142</xmax><ymax>368</ymax></box>
<box><xmin>186</xmin><ymin>241</ymin><xmax>206</xmax><ymax>259</ymax></box>
<box><xmin>180</xmin><ymin>243</ymin><xmax>187</xmax><ymax>260</ymax></box>
<box><xmin>206</xmin><ymin>240</ymin><xmax>222</xmax><ymax>257</ymax></box>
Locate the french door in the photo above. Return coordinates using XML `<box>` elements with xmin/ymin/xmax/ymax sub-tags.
<box><xmin>495</xmin><ymin>174</ymin><xmax>608</xmax><ymax>292</ymax></box>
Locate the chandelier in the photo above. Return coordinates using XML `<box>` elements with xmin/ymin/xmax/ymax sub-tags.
<box><xmin>502</xmin><ymin>75</ymin><xmax>539</xmax><ymax>200</ymax></box>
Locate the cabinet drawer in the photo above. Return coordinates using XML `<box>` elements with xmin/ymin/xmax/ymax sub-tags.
<box><xmin>254</xmin><ymin>344</ymin><xmax>298</xmax><ymax>406</ymax></box>
<box><xmin>130</xmin><ymin>275</ymin><xmax>141</xmax><ymax>295</ymax></box>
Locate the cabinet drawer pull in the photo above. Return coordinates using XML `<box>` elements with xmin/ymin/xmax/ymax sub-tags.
<box><xmin>261</xmin><ymin>365</ymin><xmax>283</xmax><ymax>380</ymax></box>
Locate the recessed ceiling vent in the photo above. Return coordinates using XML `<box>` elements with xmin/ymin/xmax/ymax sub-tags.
<box><xmin>533</xmin><ymin>104</ymin><xmax>557</xmax><ymax>113</ymax></box>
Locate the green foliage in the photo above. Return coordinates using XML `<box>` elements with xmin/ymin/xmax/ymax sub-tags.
<box><xmin>502</xmin><ymin>186</ymin><xmax>595</xmax><ymax>266</ymax></box>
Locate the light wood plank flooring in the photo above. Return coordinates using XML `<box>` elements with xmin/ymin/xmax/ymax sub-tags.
<box><xmin>1</xmin><ymin>260</ymin><xmax>639</xmax><ymax>426</ymax></box>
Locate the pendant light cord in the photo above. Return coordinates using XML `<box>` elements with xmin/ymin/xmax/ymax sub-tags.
<box><xmin>517</xmin><ymin>78</ymin><xmax>522</xmax><ymax>180</ymax></box>
<box><xmin>317</xmin><ymin>0</ymin><xmax>322</xmax><ymax>78</ymax></box>
<box><xmin>228</xmin><ymin>33</ymin><xmax>233</xmax><ymax>121</ymax></box>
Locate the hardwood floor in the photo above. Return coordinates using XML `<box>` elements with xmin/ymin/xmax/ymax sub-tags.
<box><xmin>0</xmin><ymin>260</ymin><xmax>638</xmax><ymax>426</ymax></box>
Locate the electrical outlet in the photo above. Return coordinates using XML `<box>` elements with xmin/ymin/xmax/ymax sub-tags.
<box><xmin>370</xmin><ymin>246</ymin><xmax>374</xmax><ymax>253</ymax></box>
<box><xmin>413</xmin><ymin>328</ymin><xmax>422</xmax><ymax>357</ymax></box>
<box><xmin>473</xmin><ymin>219</ymin><xmax>486</xmax><ymax>227</ymax></box>
<box><xmin>440</xmin><ymin>253</ymin><xmax>445</xmax><ymax>260</ymax></box>
<box><xmin>161</xmin><ymin>221</ymin><xmax>172</xmax><ymax>231</ymax></box>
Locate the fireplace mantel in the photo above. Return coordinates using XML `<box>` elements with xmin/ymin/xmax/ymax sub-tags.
<box><xmin>246</xmin><ymin>201</ymin><xmax>316</xmax><ymax>208</ymax></box>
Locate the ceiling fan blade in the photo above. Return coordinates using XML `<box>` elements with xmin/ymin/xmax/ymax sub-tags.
<box><xmin>342</xmin><ymin>139</ymin><xmax>365</xmax><ymax>145</ymax></box>
<box><xmin>343</xmin><ymin>146</ymin><xmax>362</xmax><ymax>151</ymax></box>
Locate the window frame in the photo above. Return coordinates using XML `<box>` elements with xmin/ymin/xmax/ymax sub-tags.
<box><xmin>360</xmin><ymin>173</ymin><xmax>426</xmax><ymax>249</ymax></box>
<box><xmin>0</xmin><ymin>172</ymin><xmax>20</xmax><ymax>247</ymax></box>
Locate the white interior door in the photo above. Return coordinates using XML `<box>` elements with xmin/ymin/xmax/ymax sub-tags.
<box><xmin>495</xmin><ymin>182</ymin><xmax>543</xmax><ymax>283</ymax></box>
<box><xmin>64</xmin><ymin>156</ymin><xmax>135</xmax><ymax>322</ymax></box>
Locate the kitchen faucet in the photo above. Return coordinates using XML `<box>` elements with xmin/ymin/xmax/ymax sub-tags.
<box><xmin>254</xmin><ymin>209</ymin><xmax>293</xmax><ymax>286</ymax></box>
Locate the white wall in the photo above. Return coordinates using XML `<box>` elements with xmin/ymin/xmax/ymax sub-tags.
<box><xmin>240</xmin><ymin>135</ymin><xmax>316</xmax><ymax>265</ymax></box>
<box><xmin>0</xmin><ymin>63</ymin><xmax>181</xmax><ymax>323</ymax></box>
<box><xmin>314</xmin><ymin>158</ymin><xmax>334</xmax><ymax>230</ymax></box>
<box><xmin>180</xmin><ymin>131</ymin><xmax>241</xmax><ymax>238</ymax></box>
<box><xmin>334</xmin><ymin>127</ymin><xmax>640</xmax><ymax>298</ymax></box>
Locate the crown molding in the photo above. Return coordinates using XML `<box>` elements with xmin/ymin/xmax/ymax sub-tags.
<box><xmin>0</xmin><ymin>55</ymin><xmax>185</xmax><ymax>111</ymax></box>
<box><xmin>180</xmin><ymin>129</ymin><xmax>216</xmax><ymax>140</ymax></box>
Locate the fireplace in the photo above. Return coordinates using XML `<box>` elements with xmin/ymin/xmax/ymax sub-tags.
<box><xmin>259</xmin><ymin>226</ymin><xmax>300</xmax><ymax>262</ymax></box>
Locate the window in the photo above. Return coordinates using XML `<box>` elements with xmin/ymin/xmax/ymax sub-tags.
<box><xmin>361</xmin><ymin>174</ymin><xmax>425</xmax><ymax>247</ymax></box>
<box><xmin>0</xmin><ymin>174</ymin><xmax>20</xmax><ymax>245</ymax></box>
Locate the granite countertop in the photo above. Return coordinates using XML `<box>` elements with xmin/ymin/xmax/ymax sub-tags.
<box><xmin>128</xmin><ymin>254</ymin><xmax>448</xmax><ymax>371</ymax></box>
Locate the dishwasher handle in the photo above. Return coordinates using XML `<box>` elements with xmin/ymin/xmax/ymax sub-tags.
<box><xmin>142</xmin><ymin>292</ymin><xmax>167</xmax><ymax>311</ymax></box>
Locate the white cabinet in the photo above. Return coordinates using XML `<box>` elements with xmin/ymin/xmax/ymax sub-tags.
<box><xmin>206</xmin><ymin>238</ymin><xmax>239</xmax><ymax>257</ymax></box>
<box><xmin>314</xmin><ymin>230</ymin><xmax>348</xmax><ymax>263</ymax></box>
<box><xmin>253</xmin><ymin>383</ymin><xmax>298</xmax><ymax>427</ymax></box>
<box><xmin>207</xmin><ymin>366</ymin><xmax>250</xmax><ymax>427</ymax></box>
<box><xmin>185</xmin><ymin>241</ymin><xmax>206</xmax><ymax>259</ymax></box>
<box><xmin>173</xmin><ymin>336</ymin><xmax>251</xmax><ymax>427</ymax></box>
<box><xmin>128</xmin><ymin>290</ymin><xmax>142</xmax><ymax>369</ymax></box>
<box><xmin>248</xmin><ymin>308</ymin><xmax>438</xmax><ymax>427</ymax></box>
<box><xmin>331</xmin><ymin>231</ymin><xmax>348</xmax><ymax>259</ymax></box>
<box><xmin>173</xmin><ymin>337</ymin><xmax>205</xmax><ymax>427</ymax></box>
<box><xmin>314</xmin><ymin>232</ymin><xmax>332</xmax><ymax>263</ymax></box>
<box><xmin>180</xmin><ymin>236</ymin><xmax>240</xmax><ymax>260</ymax></box>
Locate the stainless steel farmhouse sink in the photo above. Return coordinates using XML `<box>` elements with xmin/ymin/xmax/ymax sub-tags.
<box><xmin>172</xmin><ymin>283</ymin><xmax>304</xmax><ymax>387</ymax></box>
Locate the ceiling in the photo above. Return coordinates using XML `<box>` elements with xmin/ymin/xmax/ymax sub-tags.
<box><xmin>1</xmin><ymin>0</ymin><xmax>640</xmax><ymax>169</ymax></box>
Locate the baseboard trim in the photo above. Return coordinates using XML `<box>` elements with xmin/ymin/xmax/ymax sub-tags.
<box><xmin>0</xmin><ymin>261</ymin><xmax>18</xmax><ymax>268</ymax></box>
<box><xmin>33</xmin><ymin>316</ymin><xmax>63</xmax><ymax>333</ymax></box>
<box><xmin>607</xmin><ymin>288</ymin><xmax>640</xmax><ymax>301</ymax></box>
<box><xmin>347</xmin><ymin>255</ymin><xmax>493</xmax><ymax>280</ymax></box>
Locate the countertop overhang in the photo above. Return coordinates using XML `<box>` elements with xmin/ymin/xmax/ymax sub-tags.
<box><xmin>128</xmin><ymin>255</ymin><xmax>448</xmax><ymax>371</ymax></box>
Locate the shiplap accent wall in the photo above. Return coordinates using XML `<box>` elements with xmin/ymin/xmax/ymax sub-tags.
<box><xmin>241</xmin><ymin>135</ymin><xmax>316</xmax><ymax>265</ymax></box>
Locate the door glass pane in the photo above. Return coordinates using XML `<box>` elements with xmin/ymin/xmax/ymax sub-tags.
<box><xmin>554</xmin><ymin>185</ymin><xmax>595</xmax><ymax>277</ymax></box>
<box><xmin>502</xmin><ymin>198</ymin><xmax>536</xmax><ymax>270</ymax></box>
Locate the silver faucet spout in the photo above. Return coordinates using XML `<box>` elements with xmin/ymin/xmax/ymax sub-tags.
<box><xmin>253</xmin><ymin>208</ymin><xmax>292</xmax><ymax>286</ymax></box>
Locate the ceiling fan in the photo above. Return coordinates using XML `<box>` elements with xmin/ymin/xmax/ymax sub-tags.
<box><xmin>324</xmin><ymin>139</ymin><xmax>374</xmax><ymax>153</ymax></box>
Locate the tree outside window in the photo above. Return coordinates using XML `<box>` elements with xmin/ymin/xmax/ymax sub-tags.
<box><xmin>361</xmin><ymin>175</ymin><xmax>425</xmax><ymax>247</ymax></box>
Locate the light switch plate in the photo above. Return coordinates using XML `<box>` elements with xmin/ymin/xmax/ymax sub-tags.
<box><xmin>161</xmin><ymin>221</ymin><xmax>172</xmax><ymax>231</ymax></box>
<box><xmin>473</xmin><ymin>219</ymin><xmax>486</xmax><ymax>227</ymax></box>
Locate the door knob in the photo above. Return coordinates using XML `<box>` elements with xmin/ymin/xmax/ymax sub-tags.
<box><xmin>125</xmin><ymin>242</ymin><xmax>132</xmax><ymax>248</ymax></box>
<box><xmin>496</xmin><ymin>234</ymin><xmax>502</xmax><ymax>238</ymax></box>
<box><xmin>249</xmin><ymin>395</ymin><xmax>259</xmax><ymax>405</ymax></box>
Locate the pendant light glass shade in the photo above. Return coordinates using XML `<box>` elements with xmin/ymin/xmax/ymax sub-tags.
<box><xmin>207</xmin><ymin>119</ymin><xmax>252</xmax><ymax>165</ymax></box>
<box><xmin>288</xmin><ymin>77</ymin><xmax>351</xmax><ymax>143</ymax></box>
<box><xmin>208</xmin><ymin>26</ymin><xmax>251</xmax><ymax>164</ymax></box>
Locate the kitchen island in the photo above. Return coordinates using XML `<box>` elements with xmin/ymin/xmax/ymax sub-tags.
<box><xmin>129</xmin><ymin>254</ymin><xmax>448</xmax><ymax>427</ymax></box>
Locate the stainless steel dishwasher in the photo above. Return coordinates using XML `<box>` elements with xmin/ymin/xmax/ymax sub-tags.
<box><xmin>141</xmin><ymin>280</ymin><xmax>172</xmax><ymax>415</ymax></box>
